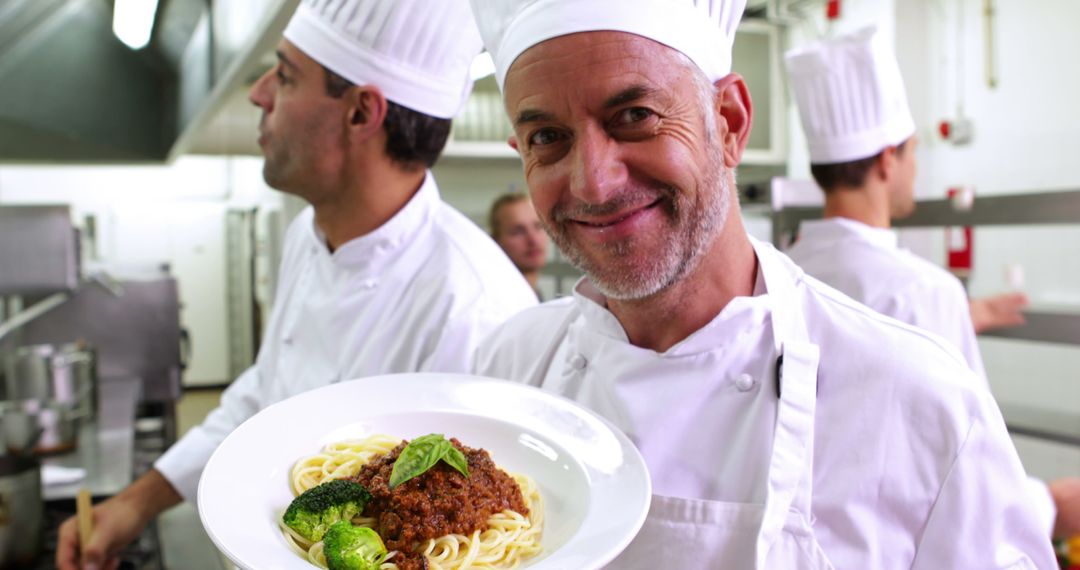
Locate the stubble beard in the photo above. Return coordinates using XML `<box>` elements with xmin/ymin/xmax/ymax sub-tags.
<box><xmin>545</xmin><ymin>150</ymin><xmax>732</xmax><ymax>301</ymax></box>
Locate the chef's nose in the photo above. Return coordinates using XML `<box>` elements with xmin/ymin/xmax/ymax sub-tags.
<box><xmin>249</xmin><ymin>68</ymin><xmax>275</xmax><ymax>112</ymax></box>
<box><xmin>568</xmin><ymin>125</ymin><xmax>627</xmax><ymax>204</ymax></box>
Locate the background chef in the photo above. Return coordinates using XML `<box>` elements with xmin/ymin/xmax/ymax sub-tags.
<box><xmin>468</xmin><ymin>0</ymin><xmax>1056</xmax><ymax>566</ymax></box>
<box><xmin>56</xmin><ymin>1</ymin><xmax>536</xmax><ymax>568</ymax></box>
<box><xmin>489</xmin><ymin>192</ymin><xmax>550</xmax><ymax>297</ymax></box>
<box><xmin>784</xmin><ymin>26</ymin><xmax>1080</xmax><ymax>541</ymax></box>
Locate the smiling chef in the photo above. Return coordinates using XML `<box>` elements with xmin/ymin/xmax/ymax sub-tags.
<box><xmin>467</xmin><ymin>0</ymin><xmax>1056</xmax><ymax>567</ymax></box>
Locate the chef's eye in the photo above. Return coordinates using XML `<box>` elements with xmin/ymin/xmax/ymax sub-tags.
<box><xmin>528</xmin><ymin>128</ymin><xmax>565</xmax><ymax>147</ymax></box>
<box><xmin>614</xmin><ymin>107</ymin><xmax>654</xmax><ymax>125</ymax></box>
<box><xmin>275</xmin><ymin>65</ymin><xmax>291</xmax><ymax>85</ymax></box>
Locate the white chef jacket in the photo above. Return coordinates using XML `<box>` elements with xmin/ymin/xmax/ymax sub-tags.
<box><xmin>786</xmin><ymin>217</ymin><xmax>986</xmax><ymax>381</ymax></box>
<box><xmin>474</xmin><ymin>237</ymin><xmax>1055</xmax><ymax>569</ymax></box>
<box><xmin>157</xmin><ymin>172</ymin><xmax>537</xmax><ymax>501</ymax></box>
<box><xmin>787</xmin><ymin>217</ymin><xmax>1058</xmax><ymax>537</ymax></box>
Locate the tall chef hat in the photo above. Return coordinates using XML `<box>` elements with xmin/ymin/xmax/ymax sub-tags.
<box><xmin>470</xmin><ymin>0</ymin><xmax>748</xmax><ymax>90</ymax></box>
<box><xmin>785</xmin><ymin>26</ymin><xmax>916</xmax><ymax>164</ymax></box>
<box><xmin>283</xmin><ymin>0</ymin><xmax>483</xmax><ymax>119</ymax></box>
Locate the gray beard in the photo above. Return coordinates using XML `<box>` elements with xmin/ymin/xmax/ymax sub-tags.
<box><xmin>547</xmin><ymin>156</ymin><xmax>732</xmax><ymax>301</ymax></box>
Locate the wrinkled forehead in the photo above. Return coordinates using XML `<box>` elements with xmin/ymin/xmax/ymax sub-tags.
<box><xmin>503</xmin><ymin>31</ymin><xmax>694</xmax><ymax>107</ymax></box>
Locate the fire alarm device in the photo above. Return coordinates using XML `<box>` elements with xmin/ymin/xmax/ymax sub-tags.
<box><xmin>945</xmin><ymin>187</ymin><xmax>973</xmax><ymax>278</ymax></box>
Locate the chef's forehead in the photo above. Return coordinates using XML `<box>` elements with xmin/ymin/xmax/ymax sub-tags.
<box><xmin>503</xmin><ymin>31</ymin><xmax>695</xmax><ymax>94</ymax></box>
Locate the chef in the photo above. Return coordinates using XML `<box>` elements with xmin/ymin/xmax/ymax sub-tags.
<box><xmin>56</xmin><ymin>1</ymin><xmax>536</xmax><ymax>568</ymax></box>
<box><xmin>468</xmin><ymin>0</ymin><xmax>1056</xmax><ymax>567</ymax></box>
<box><xmin>784</xmin><ymin>25</ymin><xmax>1076</xmax><ymax>543</ymax></box>
<box><xmin>489</xmin><ymin>192</ymin><xmax>550</xmax><ymax>296</ymax></box>
<box><xmin>784</xmin><ymin>26</ymin><xmax>993</xmax><ymax>382</ymax></box>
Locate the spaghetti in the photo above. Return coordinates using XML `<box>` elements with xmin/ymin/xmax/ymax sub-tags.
<box><xmin>280</xmin><ymin>434</ymin><xmax>543</xmax><ymax>570</ymax></box>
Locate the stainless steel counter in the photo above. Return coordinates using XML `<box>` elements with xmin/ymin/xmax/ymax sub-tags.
<box><xmin>41</xmin><ymin>376</ymin><xmax>139</xmax><ymax>500</ymax></box>
<box><xmin>38</xmin><ymin>375</ymin><xmax>226</xmax><ymax>570</ymax></box>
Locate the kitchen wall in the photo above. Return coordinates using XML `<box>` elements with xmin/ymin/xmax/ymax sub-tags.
<box><xmin>783</xmin><ymin>0</ymin><xmax>1080</xmax><ymax>480</ymax></box>
<box><xmin>0</xmin><ymin>156</ymin><xmax>283</xmax><ymax>386</ymax></box>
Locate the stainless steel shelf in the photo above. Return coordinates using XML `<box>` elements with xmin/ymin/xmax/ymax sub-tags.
<box><xmin>895</xmin><ymin>189</ymin><xmax>1080</xmax><ymax>228</ymax></box>
<box><xmin>981</xmin><ymin>309</ymin><xmax>1080</xmax><ymax>345</ymax></box>
<box><xmin>1001</xmin><ymin>403</ymin><xmax>1080</xmax><ymax>448</ymax></box>
<box><xmin>770</xmin><ymin>189</ymin><xmax>1080</xmax><ymax>244</ymax></box>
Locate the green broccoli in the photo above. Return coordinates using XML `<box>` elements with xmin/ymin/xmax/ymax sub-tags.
<box><xmin>323</xmin><ymin>521</ymin><xmax>388</xmax><ymax>570</ymax></box>
<box><xmin>282</xmin><ymin>479</ymin><xmax>372</xmax><ymax>542</ymax></box>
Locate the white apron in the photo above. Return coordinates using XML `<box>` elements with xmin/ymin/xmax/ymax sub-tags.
<box><xmin>590</xmin><ymin>249</ymin><xmax>833</xmax><ymax>569</ymax></box>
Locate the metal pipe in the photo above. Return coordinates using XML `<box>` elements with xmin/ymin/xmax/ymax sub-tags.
<box><xmin>0</xmin><ymin>292</ymin><xmax>70</xmax><ymax>343</ymax></box>
<box><xmin>984</xmin><ymin>0</ymin><xmax>998</xmax><ymax>88</ymax></box>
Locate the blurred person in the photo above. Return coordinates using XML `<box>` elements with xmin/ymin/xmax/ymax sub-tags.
<box><xmin>489</xmin><ymin>192</ymin><xmax>549</xmax><ymax>295</ymax></box>
<box><xmin>784</xmin><ymin>26</ymin><xmax>1068</xmax><ymax>541</ymax></box>
<box><xmin>468</xmin><ymin>0</ymin><xmax>1055</xmax><ymax>567</ymax></box>
<box><xmin>56</xmin><ymin>1</ymin><xmax>536</xmax><ymax>569</ymax></box>
<box><xmin>784</xmin><ymin>27</ymin><xmax>1027</xmax><ymax>381</ymax></box>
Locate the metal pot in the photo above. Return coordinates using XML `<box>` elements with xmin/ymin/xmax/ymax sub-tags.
<box><xmin>0</xmin><ymin>455</ymin><xmax>43</xmax><ymax>568</ymax></box>
<box><xmin>3</xmin><ymin>343</ymin><xmax>97</xmax><ymax>421</ymax></box>
<box><xmin>0</xmin><ymin>401</ymin><xmax>76</xmax><ymax>455</ymax></box>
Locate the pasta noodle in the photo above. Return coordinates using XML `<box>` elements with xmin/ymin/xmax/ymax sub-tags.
<box><xmin>279</xmin><ymin>434</ymin><xmax>543</xmax><ymax>570</ymax></box>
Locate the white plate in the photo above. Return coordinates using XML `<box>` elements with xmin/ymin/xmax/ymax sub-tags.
<box><xmin>198</xmin><ymin>373</ymin><xmax>651</xmax><ymax>570</ymax></box>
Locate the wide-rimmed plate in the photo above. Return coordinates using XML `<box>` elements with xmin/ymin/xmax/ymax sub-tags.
<box><xmin>198</xmin><ymin>373</ymin><xmax>651</xmax><ymax>570</ymax></box>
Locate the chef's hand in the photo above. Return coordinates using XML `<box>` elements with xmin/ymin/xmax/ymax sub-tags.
<box><xmin>1051</xmin><ymin>477</ymin><xmax>1080</xmax><ymax>539</ymax></box>
<box><xmin>56</xmin><ymin>469</ymin><xmax>183</xmax><ymax>570</ymax></box>
<box><xmin>969</xmin><ymin>292</ymin><xmax>1029</xmax><ymax>334</ymax></box>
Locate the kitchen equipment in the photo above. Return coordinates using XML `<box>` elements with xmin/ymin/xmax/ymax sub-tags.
<box><xmin>3</xmin><ymin>343</ymin><xmax>97</xmax><ymax>422</ymax></box>
<box><xmin>0</xmin><ymin>206</ymin><xmax>79</xmax><ymax>295</ymax></box>
<box><xmin>0</xmin><ymin>455</ymin><xmax>43</xmax><ymax>568</ymax></box>
<box><xmin>0</xmin><ymin>401</ymin><xmax>77</xmax><ymax>455</ymax></box>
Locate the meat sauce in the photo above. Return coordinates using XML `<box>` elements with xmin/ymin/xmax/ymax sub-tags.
<box><xmin>351</xmin><ymin>439</ymin><xmax>529</xmax><ymax>570</ymax></box>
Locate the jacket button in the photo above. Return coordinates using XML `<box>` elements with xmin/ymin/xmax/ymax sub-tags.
<box><xmin>735</xmin><ymin>373</ymin><xmax>756</xmax><ymax>392</ymax></box>
<box><xmin>569</xmin><ymin>354</ymin><xmax>588</xmax><ymax>370</ymax></box>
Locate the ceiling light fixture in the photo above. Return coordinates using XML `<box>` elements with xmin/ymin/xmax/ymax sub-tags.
<box><xmin>112</xmin><ymin>0</ymin><xmax>160</xmax><ymax>50</ymax></box>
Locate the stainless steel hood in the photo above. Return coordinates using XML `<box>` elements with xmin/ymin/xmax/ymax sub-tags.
<box><xmin>0</xmin><ymin>0</ymin><xmax>295</xmax><ymax>163</ymax></box>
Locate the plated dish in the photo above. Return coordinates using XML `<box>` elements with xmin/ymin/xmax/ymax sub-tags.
<box><xmin>198</xmin><ymin>373</ymin><xmax>651</xmax><ymax>570</ymax></box>
<box><xmin>279</xmin><ymin>433</ymin><xmax>543</xmax><ymax>569</ymax></box>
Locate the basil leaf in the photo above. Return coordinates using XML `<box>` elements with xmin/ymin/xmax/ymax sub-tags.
<box><xmin>442</xmin><ymin>446</ymin><xmax>470</xmax><ymax>478</ymax></box>
<box><xmin>389</xmin><ymin>434</ymin><xmax>448</xmax><ymax>489</ymax></box>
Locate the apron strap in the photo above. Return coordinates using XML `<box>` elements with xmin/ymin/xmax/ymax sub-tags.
<box><xmin>752</xmin><ymin>239</ymin><xmax>822</xmax><ymax>567</ymax></box>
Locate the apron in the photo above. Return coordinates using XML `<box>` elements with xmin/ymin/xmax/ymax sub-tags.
<box><xmin>561</xmin><ymin>247</ymin><xmax>834</xmax><ymax>569</ymax></box>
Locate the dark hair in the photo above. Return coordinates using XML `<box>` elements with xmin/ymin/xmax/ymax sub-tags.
<box><xmin>810</xmin><ymin>139</ymin><xmax>909</xmax><ymax>192</ymax></box>
<box><xmin>323</xmin><ymin>67</ymin><xmax>452</xmax><ymax>170</ymax></box>
<box><xmin>488</xmin><ymin>193</ymin><xmax>530</xmax><ymax>237</ymax></box>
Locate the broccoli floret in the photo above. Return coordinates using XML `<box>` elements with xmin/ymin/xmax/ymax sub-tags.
<box><xmin>323</xmin><ymin>521</ymin><xmax>388</xmax><ymax>570</ymax></box>
<box><xmin>283</xmin><ymin>479</ymin><xmax>372</xmax><ymax>542</ymax></box>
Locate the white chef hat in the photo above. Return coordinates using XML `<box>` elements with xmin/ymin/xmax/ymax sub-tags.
<box><xmin>470</xmin><ymin>0</ymin><xmax>748</xmax><ymax>90</ymax></box>
<box><xmin>785</xmin><ymin>26</ymin><xmax>915</xmax><ymax>164</ymax></box>
<box><xmin>283</xmin><ymin>0</ymin><xmax>483</xmax><ymax>119</ymax></box>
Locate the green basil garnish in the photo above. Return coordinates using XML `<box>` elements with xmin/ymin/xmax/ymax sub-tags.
<box><xmin>441</xmin><ymin>446</ymin><xmax>470</xmax><ymax>478</ymax></box>
<box><xmin>388</xmin><ymin>434</ymin><xmax>470</xmax><ymax>489</ymax></box>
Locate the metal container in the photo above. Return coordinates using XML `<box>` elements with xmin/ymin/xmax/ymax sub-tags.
<box><xmin>0</xmin><ymin>455</ymin><xmax>43</xmax><ymax>568</ymax></box>
<box><xmin>0</xmin><ymin>401</ymin><xmax>76</xmax><ymax>455</ymax></box>
<box><xmin>3</xmin><ymin>343</ymin><xmax>97</xmax><ymax>421</ymax></box>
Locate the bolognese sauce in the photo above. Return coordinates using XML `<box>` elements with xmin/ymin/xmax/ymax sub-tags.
<box><xmin>350</xmin><ymin>438</ymin><xmax>529</xmax><ymax>570</ymax></box>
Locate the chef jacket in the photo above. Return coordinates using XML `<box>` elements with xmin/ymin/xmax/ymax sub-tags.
<box><xmin>157</xmin><ymin>172</ymin><xmax>537</xmax><ymax>501</ymax></box>
<box><xmin>474</xmin><ymin>236</ymin><xmax>1054</xmax><ymax>569</ymax></box>
<box><xmin>786</xmin><ymin>217</ymin><xmax>1057</xmax><ymax>537</ymax></box>
<box><xmin>786</xmin><ymin>217</ymin><xmax>986</xmax><ymax>381</ymax></box>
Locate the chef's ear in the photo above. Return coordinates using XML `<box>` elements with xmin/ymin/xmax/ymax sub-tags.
<box><xmin>714</xmin><ymin>74</ymin><xmax>753</xmax><ymax>169</ymax></box>
<box><xmin>346</xmin><ymin>85</ymin><xmax>389</xmax><ymax>137</ymax></box>
<box><xmin>877</xmin><ymin>145</ymin><xmax>899</xmax><ymax>181</ymax></box>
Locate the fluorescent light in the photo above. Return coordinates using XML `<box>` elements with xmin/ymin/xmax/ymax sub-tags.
<box><xmin>113</xmin><ymin>0</ymin><xmax>160</xmax><ymax>50</ymax></box>
<box><xmin>470</xmin><ymin>52</ymin><xmax>495</xmax><ymax>81</ymax></box>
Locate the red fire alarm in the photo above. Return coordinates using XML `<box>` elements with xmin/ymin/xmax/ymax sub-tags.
<box><xmin>827</xmin><ymin>0</ymin><xmax>841</xmax><ymax>20</ymax></box>
<box><xmin>945</xmin><ymin>187</ymin><xmax>974</xmax><ymax>278</ymax></box>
